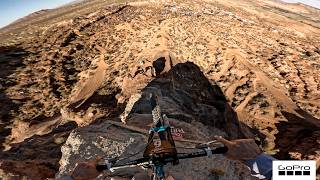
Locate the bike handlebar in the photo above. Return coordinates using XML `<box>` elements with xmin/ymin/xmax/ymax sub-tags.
<box><xmin>96</xmin><ymin>146</ymin><xmax>228</xmax><ymax>172</ymax></box>
<box><xmin>178</xmin><ymin>146</ymin><xmax>228</xmax><ymax>159</ymax></box>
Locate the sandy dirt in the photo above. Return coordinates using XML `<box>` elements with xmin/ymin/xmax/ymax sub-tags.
<box><xmin>0</xmin><ymin>0</ymin><xmax>319</xmax><ymax>178</ymax></box>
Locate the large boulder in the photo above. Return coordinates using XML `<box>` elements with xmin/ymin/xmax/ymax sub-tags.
<box><xmin>57</xmin><ymin>121</ymin><xmax>254</xmax><ymax>180</ymax></box>
<box><xmin>56</xmin><ymin>122</ymin><xmax>146</xmax><ymax>178</ymax></box>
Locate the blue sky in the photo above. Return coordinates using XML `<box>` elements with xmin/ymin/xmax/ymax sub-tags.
<box><xmin>0</xmin><ymin>0</ymin><xmax>75</xmax><ymax>28</ymax></box>
<box><xmin>0</xmin><ymin>0</ymin><xmax>319</xmax><ymax>28</ymax></box>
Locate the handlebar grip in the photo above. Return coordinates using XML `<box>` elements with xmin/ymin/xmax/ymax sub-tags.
<box><xmin>211</xmin><ymin>146</ymin><xmax>228</xmax><ymax>154</ymax></box>
<box><xmin>96</xmin><ymin>157</ymin><xmax>119</xmax><ymax>172</ymax></box>
<box><xmin>96</xmin><ymin>164</ymin><xmax>109</xmax><ymax>172</ymax></box>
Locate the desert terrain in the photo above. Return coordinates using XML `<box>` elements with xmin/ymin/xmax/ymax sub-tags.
<box><xmin>0</xmin><ymin>0</ymin><xmax>319</xmax><ymax>179</ymax></box>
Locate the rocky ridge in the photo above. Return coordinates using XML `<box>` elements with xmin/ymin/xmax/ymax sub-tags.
<box><xmin>0</xmin><ymin>0</ymin><xmax>319</xmax><ymax>179</ymax></box>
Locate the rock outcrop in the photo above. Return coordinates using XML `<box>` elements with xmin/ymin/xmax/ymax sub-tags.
<box><xmin>0</xmin><ymin>0</ymin><xmax>320</xmax><ymax>179</ymax></box>
<box><xmin>56</xmin><ymin>62</ymin><xmax>254</xmax><ymax>179</ymax></box>
<box><xmin>122</xmin><ymin>62</ymin><xmax>250</xmax><ymax>139</ymax></box>
<box><xmin>57</xmin><ymin>122</ymin><xmax>254</xmax><ymax>180</ymax></box>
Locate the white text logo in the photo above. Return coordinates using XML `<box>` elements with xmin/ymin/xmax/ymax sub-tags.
<box><xmin>273</xmin><ymin>160</ymin><xmax>316</xmax><ymax>180</ymax></box>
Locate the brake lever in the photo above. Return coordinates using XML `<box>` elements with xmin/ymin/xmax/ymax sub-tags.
<box><xmin>212</xmin><ymin>146</ymin><xmax>228</xmax><ymax>154</ymax></box>
<box><xmin>96</xmin><ymin>157</ymin><xmax>118</xmax><ymax>172</ymax></box>
<box><xmin>195</xmin><ymin>140</ymin><xmax>222</xmax><ymax>149</ymax></box>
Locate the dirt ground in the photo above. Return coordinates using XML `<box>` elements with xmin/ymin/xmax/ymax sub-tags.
<box><xmin>0</xmin><ymin>0</ymin><xmax>319</xmax><ymax>178</ymax></box>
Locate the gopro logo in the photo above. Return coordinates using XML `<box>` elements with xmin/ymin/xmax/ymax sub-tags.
<box><xmin>273</xmin><ymin>160</ymin><xmax>316</xmax><ymax>180</ymax></box>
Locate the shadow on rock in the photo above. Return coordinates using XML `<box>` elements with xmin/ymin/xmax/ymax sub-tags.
<box><xmin>275</xmin><ymin>109</ymin><xmax>320</xmax><ymax>161</ymax></box>
<box><xmin>55</xmin><ymin>61</ymin><xmax>258</xmax><ymax>179</ymax></box>
<box><xmin>70</xmin><ymin>88</ymin><xmax>121</xmax><ymax>116</ymax></box>
<box><xmin>0</xmin><ymin>45</ymin><xmax>28</xmax><ymax>150</ymax></box>
<box><xmin>125</xmin><ymin>61</ymin><xmax>256</xmax><ymax>139</ymax></box>
<box><xmin>56</xmin><ymin>63</ymin><xmax>256</xmax><ymax>179</ymax></box>
<box><xmin>0</xmin><ymin>121</ymin><xmax>77</xmax><ymax>179</ymax></box>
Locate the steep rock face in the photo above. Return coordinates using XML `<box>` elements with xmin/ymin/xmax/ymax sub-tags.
<box><xmin>123</xmin><ymin>62</ymin><xmax>251</xmax><ymax>139</ymax></box>
<box><xmin>56</xmin><ymin>62</ymin><xmax>255</xmax><ymax>179</ymax></box>
<box><xmin>56</xmin><ymin>123</ymin><xmax>145</xmax><ymax>178</ymax></box>
<box><xmin>57</xmin><ymin>122</ymin><xmax>254</xmax><ymax>180</ymax></box>
<box><xmin>1</xmin><ymin>0</ymin><xmax>319</xmax><ymax>157</ymax></box>
<box><xmin>0</xmin><ymin>0</ymin><xmax>320</xmax><ymax>178</ymax></box>
<box><xmin>0</xmin><ymin>122</ymin><xmax>77</xmax><ymax>179</ymax></box>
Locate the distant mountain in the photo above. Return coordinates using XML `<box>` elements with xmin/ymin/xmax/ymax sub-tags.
<box><xmin>281</xmin><ymin>0</ymin><xmax>320</xmax><ymax>9</ymax></box>
<box><xmin>11</xmin><ymin>9</ymin><xmax>52</xmax><ymax>25</ymax></box>
<box><xmin>0</xmin><ymin>0</ymin><xmax>87</xmax><ymax>32</ymax></box>
<box><xmin>0</xmin><ymin>9</ymin><xmax>52</xmax><ymax>32</ymax></box>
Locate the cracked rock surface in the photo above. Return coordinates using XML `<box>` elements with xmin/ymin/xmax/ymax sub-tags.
<box><xmin>0</xmin><ymin>0</ymin><xmax>319</xmax><ymax>179</ymax></box>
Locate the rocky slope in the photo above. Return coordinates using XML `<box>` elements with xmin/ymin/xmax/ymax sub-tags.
<box><xmin>0</xmin><ymin>0</ymin><xmax>319</xmax><ymax>179</ymax></box>
<box><xmin>56</xmin><ymin>62</ymin><xmax>255</xmax><ymax>179</ymax></box>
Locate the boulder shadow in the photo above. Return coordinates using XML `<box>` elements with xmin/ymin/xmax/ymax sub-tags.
<box><xmin>274</xmin><ymin>109</ymin><xmax>320</xmax><ymax>160</ymax></box>
<box><xmin>0</xmin><ymin>45</ymin><xmax>28</xmax><ymax>150</ymax></box>
<box><xmin>0</xmin><ymin>121</ymin><xmax>77</xmax><ymax>179</ymax></box>
<box><xmin>125</xmin><ymin>61</ymin><xmax>258</xmax><ymax>140</ymax></box>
